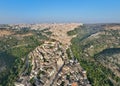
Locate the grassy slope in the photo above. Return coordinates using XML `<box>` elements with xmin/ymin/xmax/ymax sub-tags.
<box><xmin>68</xmin><ymin>25</ymin><xmax>120</xmax><ymax>86</ymax></box>
<box><xmin>0</xmin><ymin>29</ymin><xmax>49</xmax><ymax>86</ymax></box>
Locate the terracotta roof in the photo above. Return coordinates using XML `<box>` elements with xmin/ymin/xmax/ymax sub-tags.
<box><xmin>72</xmin><ymin>82</ymin><xmax>78</xmax><ymax>86</ymax></box>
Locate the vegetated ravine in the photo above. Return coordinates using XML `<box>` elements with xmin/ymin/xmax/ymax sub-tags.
<box><xmin>68</xmin><ymin>24</ymin><xmax>120</xmax><ymax>86</ymax></box>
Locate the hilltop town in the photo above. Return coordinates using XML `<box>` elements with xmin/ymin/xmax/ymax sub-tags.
<box><xmin>1</xmin><ymin>23</ymin><xmax>120</xmax><ymax>86</ymax></box>
<box><xmin>11</xmin><ymin>23</ymin><xmax>90</xmax><ymax>86</ymax></box>
<box><xmin>15</xmin><ymin>40</ymin><xmax>90</xmax><ymax>86</ymax></box>
<box><xmin>0</xmin><ymin>23</ymin><xmax>91</xmax><ymax>86</ymax></box>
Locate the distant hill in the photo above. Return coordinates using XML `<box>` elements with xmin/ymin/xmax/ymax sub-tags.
<box><xmin>0</xmin><ymin>27</ymin><xmax>49</xmax><ymax>85</ymax></box>
<box><xmin>69</xmin><ymin>24</ymin><xmax>120</xmax><ymax>86</ymax></box>
<box><xmin>95</xmin><ymin>48</ymin><xmax>120</xmax><ymax>77</ymax></box>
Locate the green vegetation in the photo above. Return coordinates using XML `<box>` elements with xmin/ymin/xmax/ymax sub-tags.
<box><xmin>40</xmin><ymin>28</ymin><xmax>52</xmax><ymax>36</ymax></box>
<box><xmin>30</xmin><ymin>77</ymin><xmax>36</xmax><ymax>86</ymax></box>
<box><xmin>68</xmin><ymin>24</ymin><xmax>120</xmax><ymax>86</ymax></box>
<box><xmin>67</xmin><ymin>28</ymin><xmax>78</xmax><ymax>36</ymax></box>
<box><xmin>15</xmin><ymin>27</ymin><xmax>30</xmax><ymax>34</ymax></box>
<box><xmin>44</xmin><ymin>31</ymin><xmax>52</xmax><ymax>35</ymax></box>
<box><xmin>0</xmin><ymin>29</ymin><xmax>49</xmax><ymax>86</ymax></box>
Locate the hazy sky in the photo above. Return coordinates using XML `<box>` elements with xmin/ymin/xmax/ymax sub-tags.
<box><xmin>0</xmin><ymin>0</ymin><xmax>120</xmax><ymax>24</ymax></box>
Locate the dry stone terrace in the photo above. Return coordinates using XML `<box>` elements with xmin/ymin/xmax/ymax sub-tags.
<box><xmin>49</xmin><ymin>23</ymin><xmax>83</xmax><ymax>48</ymax></box>
<box><xmin>15</xmin><ymin>40</ymin><xmax>90</xmax><ymax>86</ymax></box>
<box><xmin>6</xmin><ymin>23</ymin><xmax>82</xmax><ymax>48</ymax></box>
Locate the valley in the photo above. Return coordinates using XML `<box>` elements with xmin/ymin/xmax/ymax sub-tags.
<box><xmin>69</xmin><ymin>24</ymin><xmax>120</xmax><ymax>86</ymax></box>
<box><xmin>0</xmin><ymin>23</ymin><xmax>120</xmax><ymax>86</ymax></box>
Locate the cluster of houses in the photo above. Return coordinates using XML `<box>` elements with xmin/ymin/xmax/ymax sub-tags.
<box><xmin>7</xmin><ymin>23</ymin><xmax>82</xmax><ymax>31</ymax></box>
<box><xmin>15</xmin><ymin>40</ymin><xmax>90</xmax><ymax>86</ymax></box>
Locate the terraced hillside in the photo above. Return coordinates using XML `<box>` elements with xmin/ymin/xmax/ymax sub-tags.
<box><xmin>1</xmin><ymin>23</ymin><xmax>120</xmax><ymax>86</ymax></box>
<box><xmin>0</xmin><ymin>27</ymin><xmax>50</xmax><ymax>86</ymax></box>
<box><xmin>0</xmin><ymin>23</ymin><xmax>87</xmax><ymax>86</ymax></box>
<box><xmin>95</xmin><ymin>48</ymin><xmax>120</xmax><ymax>77</ymax></box>
<box><xmin>69</xmin><ymin>24</ymin><xmax>120</xmax><ymax>86</ymax></box>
